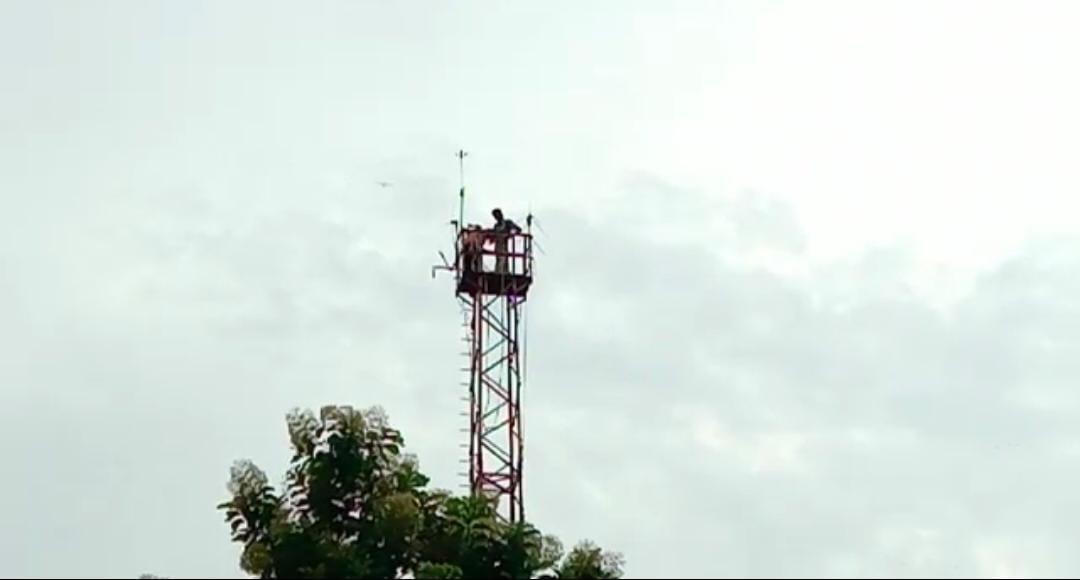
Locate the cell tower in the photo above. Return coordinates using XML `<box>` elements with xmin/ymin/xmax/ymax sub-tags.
<box><xmin>433</xmin><ymin>150</ymin><xmax>535</xmax><ymax>523</ymax></box>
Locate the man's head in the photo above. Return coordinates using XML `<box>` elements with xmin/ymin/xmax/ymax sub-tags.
<box><xmin>492</xmin><ymin>208</ymin><xmax>504</xmax><ymax>222</ymax></box>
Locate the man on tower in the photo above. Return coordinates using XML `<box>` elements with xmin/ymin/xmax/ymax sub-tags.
<box><xmin>491</xmin><ymin>208</ymin><xmax>521</xmax><ymax>274</ymax></box>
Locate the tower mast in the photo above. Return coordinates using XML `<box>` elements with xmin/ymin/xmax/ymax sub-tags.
<box><xmin>434</xmin><ymin>152</ymin><xmax>534</xmax><ymax>522</ymax></box>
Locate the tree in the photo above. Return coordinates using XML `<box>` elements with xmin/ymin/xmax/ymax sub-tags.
<box><xmin>554</xmin><ymin>541</ymin><xmax>624</xmax><ymax>580</ymax></box>
<box><xmin>219</xmin><ymin>405</ymin><xmax>624</xmax><ymax>579</ymax></box>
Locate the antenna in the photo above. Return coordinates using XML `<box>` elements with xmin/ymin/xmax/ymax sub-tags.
<box><xmin>456</xmin><ymin>149</ymin><xmax>468</xmax><ymax>231</ymax></box>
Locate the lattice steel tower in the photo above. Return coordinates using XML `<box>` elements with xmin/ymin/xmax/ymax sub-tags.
<box><xmin>433</xmin><ymin>150</ymin><xmax>534</xmax><ymax>523</ymax></box>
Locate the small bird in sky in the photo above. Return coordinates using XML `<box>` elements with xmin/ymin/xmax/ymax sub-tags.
<box><xmin>375</xmin><ymin>180</ymin><xmax>393</xmax><ymax>188</ymax></box>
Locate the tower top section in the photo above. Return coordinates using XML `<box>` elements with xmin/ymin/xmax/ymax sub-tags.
<box><xmin>432</xmin><ymin>152</ymin><xmax>536</xmax><ymax>299</ymax></box>
<box><xmin>455</xmin><ymin>220</ymin><xmax>534</xmax><ymax>297</ymax></box>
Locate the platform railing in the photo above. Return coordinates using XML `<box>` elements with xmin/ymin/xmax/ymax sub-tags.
<box><xmin>457</xmin><ymin>230</ymin><xmax>533</xmax><ymax>277</ymax></box>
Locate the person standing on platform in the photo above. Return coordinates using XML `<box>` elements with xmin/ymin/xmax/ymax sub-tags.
<box><xmin>491</xmin><ymin>208</ymin><xmax>521</xmax><ymax>274</ymax></box>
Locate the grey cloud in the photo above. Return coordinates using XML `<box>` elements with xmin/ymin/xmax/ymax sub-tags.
<box><xmin>518</xmin><ymin>180</ymin><xmax>1080</xmax><ymax>578</ymax></box>
<box><xmin>5</xmin><ymin>2</ymin><xmax>1080</xmax><ymax>578</ymax></box>
<box><xmin>5</xmin><ymin>163</ymin><xmax>1080</xmax><ymax>578</ymax></box>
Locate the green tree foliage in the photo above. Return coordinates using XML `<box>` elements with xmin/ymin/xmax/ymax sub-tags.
<box><xmin>219</xmin><ymin>405</ymin><xmax>624</xmax><ymax>579</ymax></box>
<box><xmin>554</xmin><ymin>541</ymin><xmax>625</xmax><ymax>580</ymax></box>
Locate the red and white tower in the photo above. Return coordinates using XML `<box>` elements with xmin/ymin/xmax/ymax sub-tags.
<box><xmin>433</xmin><ymin>151</ymin><xmax>534</xmax><ymax>523</ymax></box>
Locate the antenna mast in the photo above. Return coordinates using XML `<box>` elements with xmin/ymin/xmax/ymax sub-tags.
<box><xmin>433</xmin><ymin>152</ymin><xmax>535</xmax><ymax>523</ymax></box>
<box><xmin>457</xmin><ymin>149</ymin><xmax>468</xmax><ymax>231</ymax></box>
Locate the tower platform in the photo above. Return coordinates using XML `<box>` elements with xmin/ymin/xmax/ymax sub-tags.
<box><xmin>456</xmin><ymin>272</ymin><xmax>533</xmax><ymax>297</ymax></box>
<box><xmin>455</xmin><ymin>229</ymin><xmax>534</xmax><ymax>298</ymax></box>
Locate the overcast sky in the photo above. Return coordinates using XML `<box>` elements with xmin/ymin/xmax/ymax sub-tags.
<box><xmin>4</xmin><ymin>1</ymin><xmax>1080</xmax><ymax>578</ymax></box>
